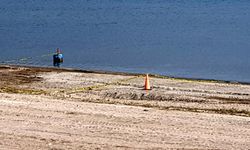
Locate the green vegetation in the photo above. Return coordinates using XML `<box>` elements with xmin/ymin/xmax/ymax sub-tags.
<box><xmin>0</xmin><ymin>87</ymin><xmax>47</xmax><ymax>95</ymax></box>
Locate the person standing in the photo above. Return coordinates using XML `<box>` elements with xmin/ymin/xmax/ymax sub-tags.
<box><xmin>53</xmin><ymin>48</ymin><xmax>63</xmax><ymax>67</ymax></box>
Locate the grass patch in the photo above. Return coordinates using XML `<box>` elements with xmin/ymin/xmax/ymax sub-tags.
<box><xmin>0</xmin><ymin>87</ymin><xmax>47</xmax><ymax>95</ymax></box>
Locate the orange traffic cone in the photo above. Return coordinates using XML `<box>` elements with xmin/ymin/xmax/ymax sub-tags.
<box><xmin>144</xmin><ymin>74</ymin><xmax>151</xmax><ymax>90</ymax></box>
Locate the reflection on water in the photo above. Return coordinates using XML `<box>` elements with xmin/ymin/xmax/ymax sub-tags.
<box><xmin>0</xmin><ymin>0</ymin><xmax>250</xmax><ymax>82</ymax></box>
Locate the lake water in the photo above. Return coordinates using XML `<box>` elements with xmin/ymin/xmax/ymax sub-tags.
<box><xmin>1</xmin><ymin>0</ymin><xmax>250</xmax><ymax>82</ymax></box>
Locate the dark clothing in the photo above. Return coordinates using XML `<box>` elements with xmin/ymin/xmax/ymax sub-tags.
<box><xmin>53</xmin><ymin>53</ymin><xmax>63</xmax><ymax>67</ymax></box>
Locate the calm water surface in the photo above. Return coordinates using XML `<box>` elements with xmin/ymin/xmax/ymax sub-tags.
<box><xmin>1</xmin><ymin>0</ymin><xmax>250</xmax><ymax>82</ymax></box>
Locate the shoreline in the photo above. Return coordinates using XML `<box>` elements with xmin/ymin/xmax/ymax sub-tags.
<box><xmin>0</xmin><ymin>64</ymin><xmax>249</xmax><ymax>149</ymax></box>
<box><xmin>1</xmin><ymin>64</ymin><xmax>249</xmax><ymax>117</ymax></box>
<box><xmin>1</xmin><ymin>64</ymin><xmax>250</xmax><ymax>85</ymax></box>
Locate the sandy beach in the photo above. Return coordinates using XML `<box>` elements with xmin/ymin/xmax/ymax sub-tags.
<box><xmin>0</xmin><ymin>65</ymin><xmax>249</xmax><ymax>149</ymax></box>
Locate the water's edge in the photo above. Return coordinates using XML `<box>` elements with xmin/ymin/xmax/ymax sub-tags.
<box><xmin>2</xmin><ymin>64</ymin><xmax>250</xmax><ymax>85</ymax></box>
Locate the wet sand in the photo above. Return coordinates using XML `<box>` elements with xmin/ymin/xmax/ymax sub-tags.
<box><xmin>0</xmin><ymin>65</ymin><xmax>249</xmax><ymax>149</ymax></box>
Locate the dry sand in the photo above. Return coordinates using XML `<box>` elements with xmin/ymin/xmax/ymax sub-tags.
<box><xmin>0</xmin><ymin>65</ymin><xmax>249</xmax><ymax>149</ymax></box>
